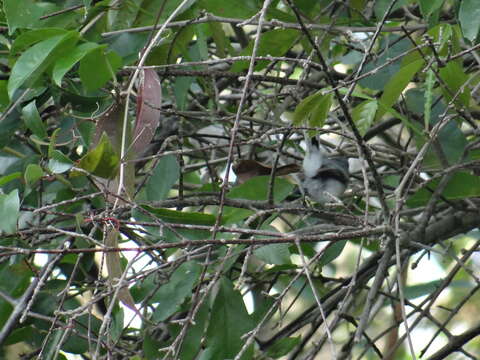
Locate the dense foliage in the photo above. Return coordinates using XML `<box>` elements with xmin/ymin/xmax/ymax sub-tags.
<box><xmin>0</xmin><ymin>0</ymin><xmax>480</xmax><ymax>359</ymax></box>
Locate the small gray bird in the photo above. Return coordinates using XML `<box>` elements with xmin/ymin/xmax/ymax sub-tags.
<box><xmin>302</xmin><ymin>137</ymin><xmax>349</xmax><ymax>204</ymax></box>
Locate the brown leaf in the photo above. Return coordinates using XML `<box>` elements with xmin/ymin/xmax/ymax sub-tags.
<box><xmin>105</xmin><ymin>228</ymin><xmax>139</xmax><ymax>315</ymax></box>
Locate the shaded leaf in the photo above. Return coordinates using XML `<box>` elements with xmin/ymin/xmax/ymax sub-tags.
<box><xmin>79</xmin><ymin>48</ymin><xmax>122</xmax><ymax>92</ymax></box>
<box><xmin>404</xmin><ymin>280</ymin><xmax>441</xmax><ymax>299</ymax></box>
<box><xmin>231</xmin><ymin>29</ymin><xmax>299</xmax><ymax>72</ymax></box>
<box><xmin>141</xmin><ymin>206</ymin><xmax>217</xmax><ymax>225</ymax></box>
<box><xmin>0</xmin><ymin>172</ymin><xmax>22</xmax><ymax>187</ymax></box>
<box><xmin>21</xmin><ymin>100</ymin><xmax>47</xmax><ymax>139</ymax></box>
<box><xmin>11</xmin><ymin>28</ymin><xmax>67</xmax><ymax>54</ymax></box>
<box><xmin>407</xmin><ymin>172</ymin><xmax>480</xmax><ymax>207</ymax></box>
<box><xmin>145</xmin><ymin>155</ymin><xmax>179</xmax><ymax>201</ymax></box>
<box><xmin>205</xmin><ymin>277</ymin><xmax>254</xmax><ymax>359</ymax></box>
<box><xmin>151</xmin><ymin>261</ymin><xmax>201</xmax><ymax>321</ymax></box>
<box><xmin>459</xmin><ymin>0</ymin><xmax>480</xmax><ymax>42</ymax></box>
<box><xmin>0</xmin><ymin>189</ymin><xmax>19</xmax><ymax>234</ymax></box>
<box><xmin>8</xmin><ymin>31</ymin><xmax>79</xmax><ymax>98</ymax></box>
<box><xmin>317</xmin><ymin>240</ymin><xmax>347</xmax><ymax>267</ymax></box>
<box><xmin>266</xmin><ymin>336</ymin><xmax>301</xmax><ymax>358</ymax></box>
<box><xmin>419</xmin><ymin>0</ymin><xmax>445</xmax><ymax>19</ymax></box>
<box><xmin>3</xmin><ymin>0</ymin><xmax>44</xmax><ymax>34</ymax></box>
<box><xmin>254</xmin><ymin>244</ymin><xmax>291</xmax><ymax>265</ymax></box>
<box><xmin>199</xmin><ymin>0</ymin><xmax>259</xmax><ymax>19</ymax></box>
<box><xmin>439</xmin><ymin>61</ymin><xmax>471</xmax><ymax>107</ymax></box>
<box><xmin>376</xmin><ymin>59</ymin><xmax>424</xmax><ymax>121</ymax></box>
<box><xmin>53</xmin><ymin>42</ymin><xmax>105</xmax><ymax>86</ymax></box>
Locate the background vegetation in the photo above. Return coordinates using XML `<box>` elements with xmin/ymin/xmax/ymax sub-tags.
<box><xmin>0</xmin><ymin>0</ymin><xmax>479</xmax><ymax>359</ymax></box>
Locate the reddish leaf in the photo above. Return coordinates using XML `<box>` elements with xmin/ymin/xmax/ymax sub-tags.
<box><xmin>133</xmin><ymin>69</ymin><xmax>162</xmax><ymax>154</ymax></box>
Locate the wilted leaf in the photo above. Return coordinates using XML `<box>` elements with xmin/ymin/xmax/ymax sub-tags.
<box><xmin>105</xmin><ymin>228</ymin><xmax>138</xmax><ymax>314</ymax></box>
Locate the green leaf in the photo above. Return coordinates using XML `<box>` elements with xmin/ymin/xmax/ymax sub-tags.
<box><xmin>205</xmin><ymin>277</ymin><xmax>254</xmax><ymax>359</ymax></box>
<box><xmin>8</xmin><ymin>31</ymin><xmax>79</xmax><ymax>98</ymax></box>
<box><xmin>404</xmin><ymin>280</ymin><xmax>441</xmax><ymax>300</ymax></box>
<box><xmin>75</xmin><ymin>133</ymin><xmax>120</xmax><ymax>179</ymax></box>
<box><xmin>376</xmin><ymin>59</ymin><xmax>424</xmax><ymax>121</ymax></box>
<box><xmin>141</xmin><ymin>206</ymin><xmax>217</xmax><ymax>226</ymax></box>
<box><xmin>0</xmin><ymin>189</ymin><xmax>20</xmax><ymax>234</ymax></box>
<box><xmin>48</xmin><ymin>150</ymin><xmax>74</xmax><ymax>174</ymax></box>
<box><xmin>424</xmin><ymin>68</ymin><xmax>435</xmax><ymax>129</ymax></box>
<box><xmin>228</xmin><ymin>176</ymin><xmax>294</xmax><ymax>202</ymax></box>
<box><xmin>224</xmin><ymin>176</ymin><xmax>294</xmax><ymax>224</ymax></box>
<box><xmin>52</xmin><ymin>43</ymin><xmax>106</xmax><ymax>86</ymax></box>
<box><xmin>11</xmin><ymin>28</ymin><xmax>67</xmax><ymax>54</ymax></box>
<box><xmin>151</xmin><ymin>261</ymin><xmax>202</xmax><ymax>321</ymax></box>
<box><xmin>21</xmin><ymin>101</ymin><xmax>48</xmax><ymax>139</ymax></box>
<box><xmin>406</xmin><ymin>172</ymin><xmax>480</xmax><ymax>207</ymax></box>
<box><xmin>24</xmin><ymin>164</ymin><xmax>43</xmax><ymax>187</ymax></box>
<box><xmin>293</xmin><ymin>91</ymin><xmax>332</xmax><ymax>128</ymax></box>
<box><xmin>438</xmin><ymin>61</ymin><xmax>471</xmax><ymax>107</ymax></box>
<box><xmin>266</xmin><ymin>336</ymin><xmax>301</xmax><ymax>358</ymax></box>
<box><xmin>309</xmin><ymin>93</ymin><xmax>333</xmax><ymax>129</ymax></box>
<box><xmin>419</xmin><ymin>0</ymin><xmax>445</xmax><ymax>19</ymax></box>
<box><xmin>231</xmin><ymin>29</ymin><xmax>299</xmax><ymax>72</ymax></box>
<box><xmin>199</xmin><ymin>0</ymin><xmax>259</xmax><ymax>19</ymax></box>
<box><xmin>176</xmin><ymin>301</ymin><xmax>210</xmax><ymax>360</ymax></box>
<box><xmin>374</xmin><ymin>0</ymin><xmax>407</xmax><ymax>20</ymax></box>
<box><xmin>0</xmin><ymin>172</ymin><xmax>22</xmax><ymax>187</ymax></box>
<box><xmin>3</xmin><ymin>0</ymin><xmax>44</xmax><ymax>34</ymax></box>
<box><xmin>459</xmin><ymin>0</ymin><xmax>480</xmax><ymax>42</ymax></box>
<box><xmin>352</xmin><ymin>100</ymin><xmax>378</xmax><ymax>136</ymax></box>
<box><xmin>79</xmin><ymin>48</ymin><xmax>122</xmax><ymax>92</ymax></box>
<box><xmin>254</xmin><ymin>244</ymin><xmax>291</xmax><ymax>265</ymax></box>
<box><xmin>317</xmin><ymin>240</ymin><xmax>347</xmax><ymax>267</ymax></box>
<box><xmin>145</xmin><ymin>155</ymin><xmax>179</xmax><ymax>201</ymax></box>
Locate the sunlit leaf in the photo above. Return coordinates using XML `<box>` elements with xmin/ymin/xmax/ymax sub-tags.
<box><xmin>352</xmin><ymin>100</ymin><xmax>378</xmax><ymax>136</ymax></box>
<box><xmin>75</xmin><ymin>133</ymin><xmax>120</xmax><ymax>179</ymax></box>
